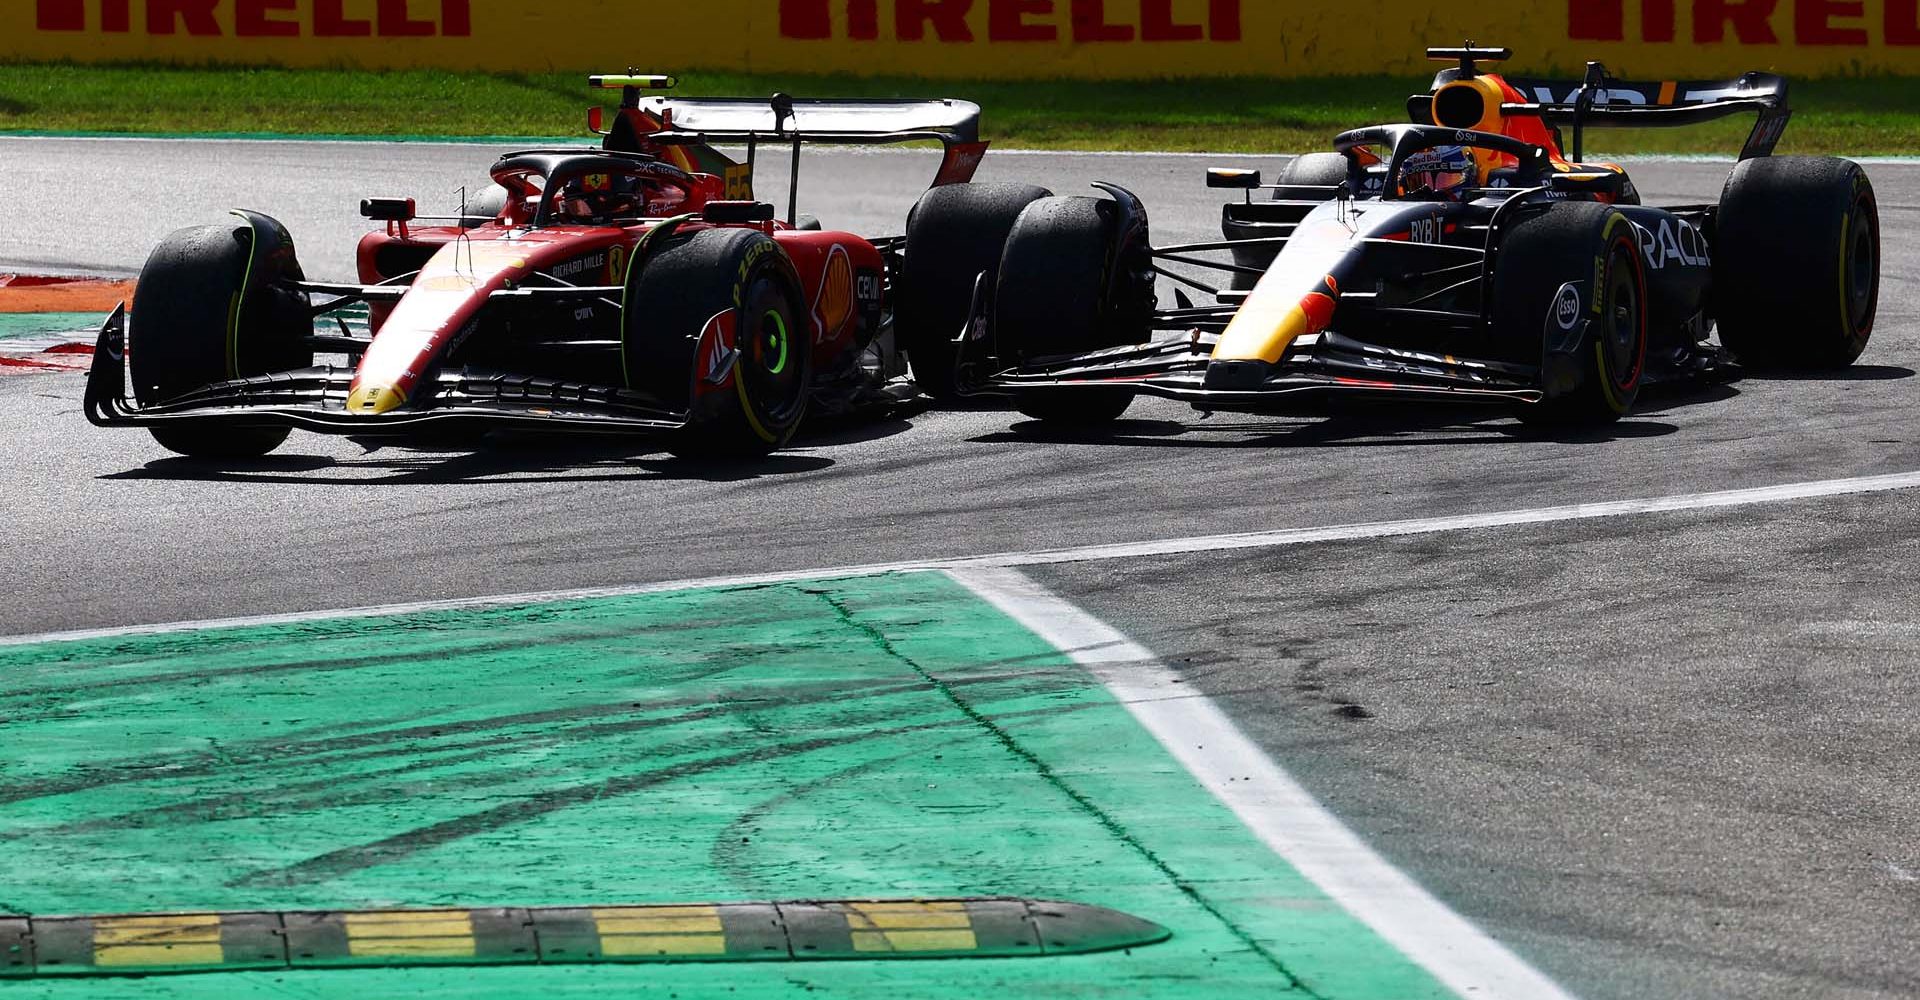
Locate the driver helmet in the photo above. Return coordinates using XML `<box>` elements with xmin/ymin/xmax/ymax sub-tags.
<box><xmin>560</xmin><ymin>172</ymin><xmax>640</xmax><ymax>223</ymax></box>
<box><xmin>1401</xmin><ymin>144</ymin><xmax>1477</xmax><ymax>199</ymax></box>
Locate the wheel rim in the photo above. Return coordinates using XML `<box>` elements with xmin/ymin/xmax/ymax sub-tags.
<box><xmin>1846</xmin><ymin>198</ymin><xmax>1877</xmax><ymax>334</ymax></box>
<box><xmin>737</xmin><ymin>274</ymin><xmax>807</xmax><ymax>428</ymax></box>
<box><xmin>1603</xmin><ymin>241</ymin><xmax>1644</xmax><ymax>391</ymax></box>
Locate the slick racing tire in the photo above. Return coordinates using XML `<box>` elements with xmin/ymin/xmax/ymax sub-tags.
<box><xmin>995</xmin><ymin>195</ymin><xmax>1148</xmax><ymax>425</ymax></box>
<box><xmin>1494</xmin><ymin>203</ymin><xmax>1648</xmax><ymax>426</ymax></box>
<box><xmin>461</xmin><ymin>184</ymin><xmax>511</xmax><ymax>229</ymax></box>
<box><xmin>1272</xmin><ymin>152</ymin><xmax>1349</xmax><ymax>200</ymax></box>
<box><xmin>897</xmin><ymin>182</ymin><xmax>1053</xmax><ymax>398</ymax></box>
<box><xmin>1714</xmin><ymin>156</ymin><xmax>1878</xmax><ymax>369</ymax></box>
<box><xmin>623</xmin><ymin>227</ymin><xmax>809</xmax><ymax>458</ymax></box>
<box><xmin>130</xmin><ymin>219</ymin><xmax>312</xmax><ymax>458</ymax></box>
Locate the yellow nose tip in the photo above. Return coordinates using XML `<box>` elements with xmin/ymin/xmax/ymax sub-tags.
<box><xmin>346</xmin><ymin>385</ymin><xmax>406</xmax><ymax>416</ymax></box>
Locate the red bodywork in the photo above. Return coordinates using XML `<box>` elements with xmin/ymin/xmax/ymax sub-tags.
<box><xmin>343</xmin><ymin>98</ymin><xmax>907</xmax><ymax>416</ymax></box>
<box><xmin>352</xmin><ymin>221</ymin><xmax>881</xmax><ymax>414</ymax></box>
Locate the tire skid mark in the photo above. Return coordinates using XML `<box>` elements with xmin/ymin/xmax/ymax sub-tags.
<box><xmin>708</xmin><ymin>738</ymin><xmax>972</xmax><ymax>894</ymax></box>
<box><xmin>0</xmin><ymin>614</ymin><xmax>752</xmax><ymax>700</ymax></box>
<box><xmin>801</xmin><ymin>586</ymin><xmax>1329</xmax><ymax>1000</ymax></box>
<box><xmin>229</xmin><ymin>702</ymin><xmax>1103</xmax><ymax>889</ymax></box>
<box><xmin>0</xmin><ymin>667</ymin><xmax>1084</xmax><ymax>811</ymax></box>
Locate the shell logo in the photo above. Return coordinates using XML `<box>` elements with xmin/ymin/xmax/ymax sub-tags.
<box><xmin>817</xmin><ymin>247</ymin><xmax>855</xmax><ymax>338</ymax></box>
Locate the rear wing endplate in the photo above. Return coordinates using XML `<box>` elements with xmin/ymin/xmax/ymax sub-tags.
<box><xmin>1499</xmin><ymin>67</ymin><xmax>1790</xmax><ymax>160</ymax></box>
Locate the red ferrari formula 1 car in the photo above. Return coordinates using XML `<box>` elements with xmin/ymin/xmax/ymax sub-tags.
<box><xmin>85</xmin><ymin>76</ymin><xmax>991</xmax><ymax>458</ymax></box>
<box><xmin>956</xmin><ymin>46</ymin><xmax>1879</xmax><ymax>428</ymax></box>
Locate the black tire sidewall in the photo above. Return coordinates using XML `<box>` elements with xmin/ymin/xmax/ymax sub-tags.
<box><xmin>897</xmin><ymin>183</ymin><xmax>1053</xmax><ymax>396</ymax></box>
<box><xmin>622</xmin><ymin>227</ymin><xmax>810</xmax><ymax>455</ymax></box>
<box><xmin>1493</xmin><ymin>203</ymin><xmax>1648</xmax><ymax>424</ymax></box>
<box><xmin>996</xmin><ymin>195</ymin><xmax>1143</xmax><ymax>424</ymax></box>
<box><xmin>130</xmin><ymin>222</ymin><xmax>310</xmax><ymax>406</ymax></box>
<box><xmin>1714</xmin><ymin>156</ymin><xmax>1878</xmax><ymax>369</ymax></box>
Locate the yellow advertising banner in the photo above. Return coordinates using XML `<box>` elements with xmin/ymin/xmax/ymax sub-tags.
<box><xmin>5</xmin><ymin>0</ymin><xmax>1920</xmax><ymax>78</ymax></box>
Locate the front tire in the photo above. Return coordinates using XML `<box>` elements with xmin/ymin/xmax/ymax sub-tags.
<box><xmin>1714</xmin><ymin>156</ymin><xmax>1878</xmax><ymax>369</ymax></box>
<box><xmin>995</xmin><ymin>195</ymin><xmax>1150</xmax><ymax>425</ymax></box>
<box><xmin>149</xmin><ymin>424</ymin><xmax>290</xmax><ymax>459</ymax></box>
<box><xmin>1492</xmin><ymin>203</ymin><xmax>1647</xmax><ymax>425</ymax></box>
<box><xmin>129</xmin><ymin>219</ymin><xmax>311</xmax><ymax>458</ymax></box>
<box><xmin>897</xmin><ymin>183</ymin><xmax>1053</xmax><ymax>397</ymax></box>
<box><xmin>623</xmin><ymin>228</ymin><xmax>810</xmax><ymax>457</ymax></box>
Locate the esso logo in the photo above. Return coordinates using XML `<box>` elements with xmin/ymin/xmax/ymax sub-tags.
<box><xmin>1553</xmin><ymin>283</ymin><xmax>1582</xmax><ymax>329</ymax></box>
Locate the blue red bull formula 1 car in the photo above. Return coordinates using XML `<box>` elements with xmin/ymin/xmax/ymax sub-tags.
<box><xmin>85</xmin><ymin>76</ymin><xmax>993</xmax><ymax>458</ymax></box>
<box><xmin>954</xmin><ymin>46</ymin><xmax>1880</xmax><ymax>427</ymax></box>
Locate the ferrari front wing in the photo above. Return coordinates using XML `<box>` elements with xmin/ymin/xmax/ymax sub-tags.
<box><xmin>83</xmin><ymin>307</ymin><xmax>688</xmax><ymax>436</ymax></box>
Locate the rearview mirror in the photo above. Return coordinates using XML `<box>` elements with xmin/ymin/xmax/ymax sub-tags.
<box><xmin>1206</xmin><ymin>168</ymin><xmax>1264</xmax><ymax>190</ymax></box>
<box><xmin>360</xmin><ymin>197</ymin><xmax>416</xmax><ymax>222</ymax></box>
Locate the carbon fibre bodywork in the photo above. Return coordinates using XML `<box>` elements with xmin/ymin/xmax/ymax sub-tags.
<box><xmin>85</xmin><ymin>81</ymin><xmax>981</xmax><ymax>449</ymax></box>
<box><xmin>962</xmin><ymin>52</ymin><xmax>1786</xmax><ymax>417</ymax></box>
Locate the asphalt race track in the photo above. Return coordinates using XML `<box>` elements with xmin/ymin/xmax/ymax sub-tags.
<box><xmin>4</xmin><ymin>137</ymin><xmax>1920</xmax><ymax>998</ymax></box>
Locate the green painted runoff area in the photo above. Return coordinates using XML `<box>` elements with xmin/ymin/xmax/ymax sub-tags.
<box><xmin>0</xmin><ymin>572</ymin><xmax>1452</xmax><ymax>998</ymax></box>
<box><xmin>0</xmin><ymin>305</ymin><xmax>366</xmax><ymax>343</ymax></box>
<box><xmin>0</xmin><ymin>312</ymin><xmax>99</xmax><ymax>340</ymax></box>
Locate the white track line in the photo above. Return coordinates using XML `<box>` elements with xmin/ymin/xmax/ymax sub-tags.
<box><xmin>8</xmin><ymin>468</ymin><xmax>1920</xmax><ymax>647</ymax></box>
<box><xmin>947</xmin><ymin>564</ymin><xmax>1580</xmax><ymax>1000</ymax></box>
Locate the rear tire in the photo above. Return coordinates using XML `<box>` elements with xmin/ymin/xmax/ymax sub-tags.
<box><xmin>995</xmin><ymin>195</ymin><xmax>1148</xmax><ymax>425</ymax></box>
<box><xmin>129</xmin><ymin>220</ymin><xmax>311</xmax><ymax>458</ymax></box>
<box><xmin>1492</xmin><ymin>203</ymin><xmax>1648</xmax><ymax>425</ymax></box>
<box><xmin>461</xmin><ymin>184</ymin><xmax>511</xmax><ymax>228</ymax></box>
<box><xmin>1714</xmin><ymin>156</ymin><xmax>1878</xmax><ymax>369</ymax></box>
<box><xmin>1273</xmin><ymin>152</ymin><xmax>1349</xmax><ymax>200</ymax></box>
<box><xmin>897</xmin><ymin>183</ymin><xmax>1052</xmax><ymax>397</ymax></box>
<box><xmin>622</xmin><ymin>228</ymin><xmax>809</xmax><ymax>457</ymax></box>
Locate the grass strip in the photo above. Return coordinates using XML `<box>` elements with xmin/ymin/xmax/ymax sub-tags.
<box><xmin>2</xmin><ymin>63</ymin><xmax>1918</xmax><ymax>156</ymax></box>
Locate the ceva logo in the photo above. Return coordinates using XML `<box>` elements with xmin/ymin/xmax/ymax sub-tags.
<box><xmin>780</xmin><ymin>0</ymin><xmax>1243</xmax><ymax>43</ymax></box>
<box><xmin>35</xmin><ymin>1</ymin><xmax>472</xmax><ymax>37</ymax></box>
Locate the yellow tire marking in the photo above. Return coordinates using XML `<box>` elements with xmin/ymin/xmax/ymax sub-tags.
<box><xmin>1657</xmin><ymin>81</ymin><xmax>1678</xmax><ymax>105</ymax></box>
<box><xmin>1837</xmin><ymin>209</ymin><xmax>1852</xmax><ymax>336</ymax></box>
<box><xmin>224</xmin><ymin>290</ymin><xmax>244</xmax><ymax>378</ymax></box>
<box><xmin>735</xmin><ymin>311</ymin><xmax>781</xmax><ymax>444</ymax></box>
<box><xmin>1595</xmin><ymin>340</ymin><xmax>1626</xmax><ymax>414</ymax></box>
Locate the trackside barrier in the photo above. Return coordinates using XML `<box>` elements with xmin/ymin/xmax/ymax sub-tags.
<box><xmin>7</xmin><ymin>1</ymin><xmax>1920</xmax><ymax>78</ymax></box>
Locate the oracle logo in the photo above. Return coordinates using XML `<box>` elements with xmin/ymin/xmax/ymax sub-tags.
<box><xmin>1570</xmin><ymin>0</ymin><xmax>1920</xmax><ymax>46</ymax></box>
<box><xmin>34</xmin><ymin>1</ymin><xmax>472</xmax><ymax>37</ymax></box>
<box><xmin>780</xmin><ymin>0</ymin><xmax>1243</xmax><ymax>43</ymax></box>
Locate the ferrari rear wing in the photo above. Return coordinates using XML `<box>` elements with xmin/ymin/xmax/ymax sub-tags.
<box><xmin>1501</xmin><ymin>67</ymin><xmax>1791</xmax><ymax>160</ymax></box>
<box><xmin>639</xmin><ymin>95</ymin><xmax>981</xmax><ymax>147</ymax></box>
<box><xmin>592</xmin><ymin>75</ymin><xmax>986</xmax><ymax>195</ymax></box>
<box><xmin>644</xmin><ymin>95</ymin><xmax>986</xmax><ymax>189</ymax></box>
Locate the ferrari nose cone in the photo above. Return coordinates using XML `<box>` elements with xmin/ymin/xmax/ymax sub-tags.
<box><xmin>346</xmin><ymin>384</ymin><xmax>406</xmax><ymax>416</ymax></box>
